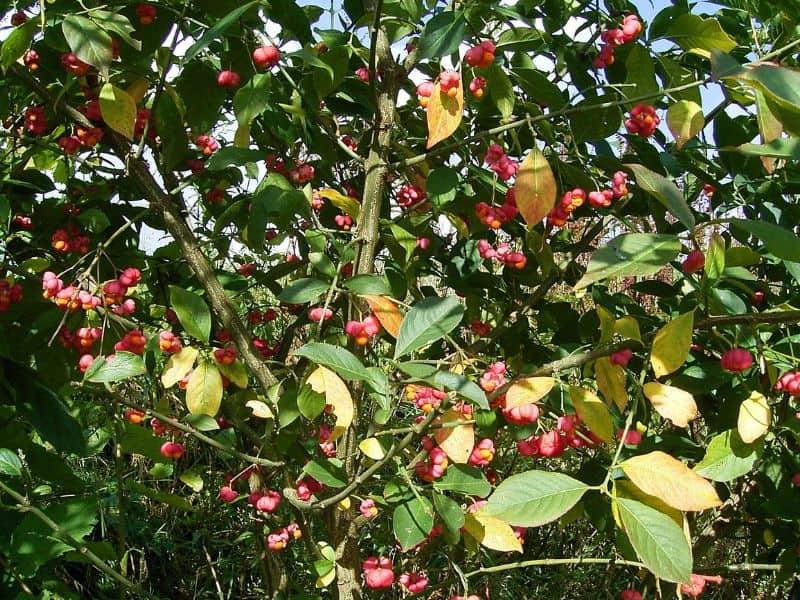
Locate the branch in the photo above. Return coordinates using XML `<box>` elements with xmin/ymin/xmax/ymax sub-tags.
<box><xmin>463</xmin><ymin>556</ymin><xmax>646</xmax><ymax>579</ymax></box>
<box><xmin>695</xmin><ymin>310</ymin><xmax>800</xmax><ymax>329</ymax></box>
<box><xmin>0</xmin><ymin>480</ymin><xmax>144</xmax><ymax>595</ymax></box>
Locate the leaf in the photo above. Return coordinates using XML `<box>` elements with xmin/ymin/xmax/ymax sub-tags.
<box><xmin>317</xmin><ymin>188</ymin><xmax>361</xmax><ymax>220</ymax></box>
<box><xmin>426</xmin><ymin>167</ymin><xmax>458</xmax><ymax>207</ymax></box>
<box><xmin>397</xmin><ymin>363</ymin><xmax>489</xmax><ymax>409</ymax></box>
<box><xmin>694</xmin><ymin>429</ymin><xmax>763</xmax><ymax>481</ymax></box>
<box><xmin>1</xmin><ymin>20</ymin><xmax>35</xmax><ymax>72</ymax></box>
<box><xmin>417</xmin><ymin>11</ymin><xmax>466</xmax><ymax>59</ymax></box>
<box><xmin>394</xmin><ymin>296</ymin><xmax>464</xmax><ymax>359</ymax></box>
<box><xmin>514</xmin><ymin>148</ymin><xmax>556</xmax><ymax>227</ymax></box>
<box><xmin>595</xmin><ymin>357</ymin><xmax>628</xmax><ymax>412</ymax></box>
<box><xmin>704</xmin><ymin>233</ymin><xmax>726</xmax><ymax>284</ymax></box>
<box><xmin>433</xmin><ymin>409</ymin><xmax>474</xmax><ymax>464</ymax></box>
<box><xmin>180</xmin><ymin>469</ymin><xmax>204</xmax><ymax>492</ymax></box>
<box><xmin>185</xmin><ymin>361</ymin><xmax>223</xmax><ymax>417</ymax></box>
<box><xmin>182</xmin><ymin>1</ymin><xmax>259</xmax><ymax>63</ymax></box>
<box><xmin>575</xmin><ymin>233</ymin><xmax>681</xmax><ymax>290</ymax></box>
<box><xmin>169</xmin><ymin>286</ymin><xmax>211</xmax><ymax>342</ymax></box>
<box><xmin>729</xmin><ymin>219</ymin><xmax>800</xmax><ymax>261</ymax></box>
<box><xmin>342</xmin><ymin>274</ymin><xmax>391</xmax><ymax>296</ymax></box>
<box><xmin>624</xmin><ymin>44</ymin><xmax>659</xmax><ymax>102</ymax></box>
<box><xmin>666</xmin><ymin>14</ymin><xmax>737</xmax><ymax>58</ymax></box>
<box><xmin>433</xmin><ymin>492</ymin><xmax>465</xmax><ymax>535</ymax></box>
<box><xmin>737</xmin><ymin>391</ymin><xmax>771</xmax><ymax>443</ymax></box>
<box><xmin>303</xmin><ymin>459</ymin><xmax>348</xmax><ymax>488</ymax></box>
<box><xmin>754</xmin><ymin>89</ymin><xmax>783</xmax><ymax>172</ymax></box>
<box><xmin>505</xmin><ymin>377</ymin><xmax>555</xmax><ymax>409</ymax></box>
<box><xmin>734</xmin><ymin>138</ymin><xmax>800</xmax><ymax>159</ymax></box>
<box><xmin>615</xmin><ymin>316</ymin><xmax>642</xmax><ymax>341</ymax></box>
<box><xmin>306</xmin><ymin>367</ymin><xmax>353</xmax><ymax>442</ymax></box>
<box><xmin>62</xmin><ymin>15</ymin><xmax>113</xmax><ymax>76</ymax></box>
<box><xmin>625</xmin><ymin>164</ymin><xmax>695</xmax><ymax>230</ymax></box>
<box><xmin>620</xmin><ymin>451</ymin><xmax>722</xmax><ymax>511</ymax></box>
<box><xmin>89</xmin><ymin>10</ymin><xmax>141</xmax><ymax>51</ymax></box>
<box><xmin>358</xmin><ymin>437</ymin><xmax>387</xmax><ymax>460</ymax></box>
<box><xmin>161</xmin><ymin>346</ymin><xmax>199</xmax><ymax>388</ymax></box>
<box><xmin>83</xmin><ymin>352</ymin><xmax>146</xmax><ymax>383</ymax></box>
<box><xmin>277</xmin><ymin>278</ymin><xmax>329</xmax><ymax>304</ymax></box>
<box><xmin>294</xmin><ymin>343</ymin><xmax>372</xmax><ymax>382</ymax></box>
<box><xmin>362</xmin><ymin>294</ymin><xmax>403</xmax><ymax>338</ymax></box>
<box><xmin>642</xmin><ymin>382</ymin><xmax>698</xmax><ymax>428</ymax></box>
<box><xmin>569</xmin><ymin>386</ymin><xmax>614</xmax><ymax>443</ymax></box>
<box><xmin>482</xmin><ymin>470</ymin><xmax>589</xmax><ymax>527</ymax></box>
<box><xmin>650</xmin><ymin>311</ymin><xmax>694</xmax><ymax>378</ymax></box>
<box><xmin>426</xmin><ymin>78</ymin><xmax>464</xmax><ymax>149</ymax></box>
<box><xmin>463</xmin><ymin>512</ymin><xmax>522</xmax><ymax>553</ymax></box>
<box><xmin>0</xmin><ymin>448</ymin><xmax>22</xmax><ymax>477</ymax></box>
<box><xmin>615</xmin><ymin>497</ymin><xmax>692</xmax><ymax>584</ymax></box>
<box><xmin>393</xmin><ymin>497</ymin><xmax>434</xmax><ymax>551</ymax></box>
<box><xmin>217</xmin><ymin>359</ymin><xmax>248</xmax><ymax>388</ymax></box>
<box><xmin>485</xmin><ymin>63</ymin><xmax>515</xmax><ymax>119</ymax></box>
<box><xmin>434</xmin><ymin>464</ymin><xmax>491</xmax><ymax>497</ymax></box>
<box><xmin>245</xmin><ymin>399</ymin><xmax>274</xmax><ymax>419</ymax></box>
<box><xmin>206</xmin><ymin>147</ymin><xmax>264</xmax><ymax>170</ymax></box>
<box><xmin>667</xmin><ymin>100</ymin><xmax>704</xmax><ymax>149</ymax></box>
<box><xmin>233</xmin><ymin>73</ymin><xmax>272</xmax><ymax>125</ymax></box>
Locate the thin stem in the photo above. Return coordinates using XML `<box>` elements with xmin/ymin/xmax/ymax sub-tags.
<box><xmin>463</xmin><ymin>557</ymin><xmax>646</xmax><ymax>578</ymax></box>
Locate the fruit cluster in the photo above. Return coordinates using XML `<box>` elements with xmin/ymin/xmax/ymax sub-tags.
<box><xmin>405</xmin><ymin>384</ymin><xmax>447</xmax><ymax>413</ymax></box>
<box><xmin>0</xmin><ymin>279</ymin><xmax>23</xmax><ymax>312</ymax></box>
<box><xmin>593</xmin><ymin>14</ymin><xmax>643</xmax><ymax>68</ymax></box>
<box><xmin>475</xmin><ymin>188</ymin><xmax>519</xmax><ymax>229</ymax></box>
<box><xmin>625</xmin><ymin>104</ymin><xmax>660</xmax><ymax>137</ymax></box>
<box><xmin>397</xmin><ymin>183</ymin><xmax>428</xmax><ymax>209</ymax></box>
<box><xmin>484</xmin><ymin>144</ymin><xmax>519</xmax><ymax>181</ymax></box>
<box><xmin>477</xmin><ymin>240</ymin><xmax>527</xmax><ymax>269</ymax></box>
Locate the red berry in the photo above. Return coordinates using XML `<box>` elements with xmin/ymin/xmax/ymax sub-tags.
<box><xmin>682</xmin><ymin>250</ymin><xmax>705</xmax><ymax>274</ymax></box>
<box><xmin>217</xmin><ymin>70</ymin><xmax>241</xmax><ymax>88</ymax></box>
<box><xmin>136</xmin><ymin>3</ymin><xmax>157</xmax><ymax>25</ymax></box>
<box><xmin>253</xmin><ymin>45</ymin><xmax>281</xmax><ymax>68</ymax></box>
<box><xmin>219</xmin><ymin>486</ymin><xmax>238</xmax><ymax>503</ymax></box>
<box><xmin>720</xmin><ymin>348</ymin><xmax>753</xmax><ymax>373</ymax></box>
<box><xmin>362</xmin><ymin>557</ymin><xmax>394</xmax><ymax>589</ymax></box>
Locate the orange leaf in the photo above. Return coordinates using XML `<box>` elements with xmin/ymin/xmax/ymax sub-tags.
<box><xmin>505</xmin><ymin>377</ymin><xmax>555</xmax><ymax>409</ymax></box>
<box><xmin>514</xmin><ymin>147</ymin><xmax>556</xmax><ymax>227</ymax></box>
<box><xmin>426</xmin><ymin>79</ymin><xmax>464</xmax><ymax>149</ymax></box>
<box><xmin>362</xmin><ymin>294</ymin><xmax>403</xmax><ymax>338</ymax></box>
<box><xmin>434</xmin><ymin>408</ymin><xmax>474</xmax><ymax>464</ymax></box>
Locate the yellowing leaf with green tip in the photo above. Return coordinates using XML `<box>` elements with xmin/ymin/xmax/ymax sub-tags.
<box><xmin>186</xmin><ymin>360</ymin><xmax>223</xmax><ymax>417</ymax></box>
<box><xmin>514</xmin><ymin>147</ymin><xmax>556</xmax><ymax>227</ymax></box>
<box><xmin>307</xmin><ymin>366</ymin><xmax>354</xmax><ymax>442</ymax></box>
<box><xmin>621</xmin><ymin>451</ymin><xmax>722</xmax><ymax>511</ymax></box>
<box><xmin>667</xmin><ymin>100</ymin><xmax>704</xmax><ymax>149</ymax></box>
<box><xmin>362</xmin><ymin>294</ymin><xmax>403</xmax><ymax>338</ymax></box>
<box><xmin>643</xmin><ymin>381</ymin><xmax>698</xmax><ymax>428</ymax></box>
<box><xmin>737</xmin><ymin>391</ymin><xmax>771</xmax><ymax>443</ymax></box>
<box><xmin>595</xmin><ymin>357</ymin><xmax>628</xmax><ymax>412</ymax></box>
<box><xmin>426</xmin><ymin>79</ymin><xmax>464</xmax><ymax>149</ymax></box>
<box><xmin>650</xmin><ymin>311</ymin><xmax>694</xmax><ymax>378</ymax></box>
<box><xmin>464</xmin><ymin>512</ymin><xmax>522</xmax><ymax>553</ymax></box>
<box><xmin>569</xmin><ymin>386</ymin><xmax>614</xmax><ymax>443</ymax></box>
<box><xmin>505</xmin><ymin>377</ymin><xmax>554</xmax><ymax>409</ymax></box>
<box><xmin>318</xmin><ymin>188</ymin><xmax>361</xmax><ymax>220</ymax></box>
<box><xmin>161</xmin><ymin>346</ymin><xmax>199</xmax><ymax>388</ymax></box>
<box><xmin>433</xmin><ymin>408</ymin><xmax>474</xmax><ymax>464</ymax></box>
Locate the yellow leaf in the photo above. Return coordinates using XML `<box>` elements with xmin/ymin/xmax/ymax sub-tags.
<box><xmin>597</xmin><ymin>306</ymin><xmax>616</xmax><ymax>343</ymax></box>
<box><xmin>426</xmin><ymin>78</ymin><xmax>464</xmax><ymax>149</ymax></box>
<box><xmin>315</xmin><ymin>567</ymin><xmax>336</xmax><ymax>588</ymax></box>
<box><xmin>362</xmin><ymin>294</ymin><xmax>403</xmax><ymax>338</ymax></box>
<box><xmin>186</xmin><ymin>360</ymin><xmax>223</xmax><ymax>417</ymax></box>
<box><xmin>217</xmin><ymin>358</ymin><xmax>248</xmax><ymax>388</ymax></box>
<box><xmin>126</xmin><ymin>77</ymin><xmax>150</xmax><ymax>105</ymax></box>
<box><xmin>358</xmin><ymin>437</ymin><xmax>387</xmax><ymax>460</ymax></box>
<box><xmin>464</xmin><ymin>512</ymin><xmax>522</xmax><ymax>553</ymax></box>
<box><xmin>667</xmin><ymin>100</ymin><xmax>705</xmax><ymax>149</ymax></box>
<box><xmin>514</xmin><ymin>147</ymin><xmax>556</xmax><ymax>227</ymax></box>
<box><xmin>337</xmin><ymin>497</ymin><xmax>351</xmax><ymax>510</ymax></box>
<box><xmin>307</xmin><ymin>366</ymin><xmax>354</xmax><ymax>442</ymax></box>
<box><xmin>650</xmin><ymin>311</ymin><xmax>694</xmax><ymax>378</ymax></box>
<box><xmin>99</xmin><ymin>83</ymin><xmax>137</xmax><ymax>140</ymax></box>
<box><xmin>595</xmin><ymin>357</ymin><xmax>628</xmax><ymax>412</ymax></box>
<box><xmin>317</xmin><ymin>188</ymin><xmax>361</xmax><ymax>220</ymax></box>
<box><xmin>161</xmin><ymin>346</ymin><xmax>199</xmax><ymax>388</ymax></box>
<box><xmin>614</xmin><ymin>316</ymin><xmax>641</xmax><ymax>341</ymax></box>
<box><xmin>245</xmin><ymin>399</ymin><xmax>274</xmax><ymax>419</ymax></box>
<box><xmin>505</xmin><ymin>377</ymin><xmax>555</xmax><ymax>409</ymax></box>
<box><xmin>621</xmin><ymin>451</ymin><xmax>722</xmax><ymax>511</ymax></box>
<box><xmin>234</xmin><ymin>123</ymin><xmax>250</xmax><ymax>148</ymax></box>
<box><xmin>643</xmin><ymin>381</ymin><xmax>698</xmax><ymax>428</ymax></box>
<box><xmin>755</xmin><ymin>90</ymin><xmax>782</xmax><ymax>173</ymax></box>
<box><xmin>433</xmin><ymin>408</ymin><xmax>474</xmax><ymax>464</ymax></box>
<box><xmin>569</xmin><ymin>386</ymin><xmax>614</xmax><ymax>443</ymax></box>
<box><xmin>737</xmin><ymin>391</ymin><xmax>771</xmax><ymax>443</ymax></box>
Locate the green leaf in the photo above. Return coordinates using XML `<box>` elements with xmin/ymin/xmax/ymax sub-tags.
<box><xmin>575</xmin><ymin>233</ymin><xmax>681</xmax><ymax>290</ymax></box>
<box><xmin>615</xmin><ymin>497</ymin><xmax>692</xmax><ymax>584</ymax></box>
<box><xmin>1</xmin><ymin>20</ymin><xmax>36</xmax><ymax>72</ymax></box>
<box><xmin>154</xmin><ymin>92</ymin><xmax>188</xmax><ymax>171</ymax></box>
<box><xmin>62</xmin><ymin>15</ymin><xmax>113</xmax><ymax>76</ymax></box>
<box><xmin>733</xmin><ymin>138</ymin><xmax>800</xmax><ymax>159</ymax></box>
<box><xmin>118</xmin><ymin>421</ymin><xmax>164</xmax><ymax>461</ymax></box>
<box><xmin>217</xmin><ymin>359</ymin><xmax>248</xmax><ymax>389</ymax></box>
<box><xmin>512</xmin><ymin>68</ymin><xmax>566</xmax><ymax>109</ymax></box>
<box><xmin>180</xmin><ymin>469</ymin><xmax>204</xmax><ymax>492</ymax></box>
<box><xmin>127</xmin><ymin>481</ymin><xmax>196</xmax><ymax>511</ymax></box>
<box><xmin>277</xmin><ymin>278</ymin><xmax>329</xmax><ymax>304</ymax></box>
<box><xmin>294</xmin><ymin>343</ymin><xmax>373</xmax><ymax>382</ymax></box>
<box><xmin>729</xmin><ymin>219</ymin><xmax>800</xmax><ymax>261</ymax></box>
<box><xmin>89</xmin><ymin>10</ymin><xmax>141</xmax><ymax>51</ymax></box>
<box><xmin>169</xmin><ymin>286</ymin><xmax>211</xmax><ymax>342</ymax></box>
<box><xmin>426</xmin><ymin>167</ymin><xmax>459</xmax><ymax>208</ymax></box>
<box><xmin>482</xmin><ymin>471</ymin><xmax>589</xmax><ymax>527</ymax></box>
<box><xmin>624</xmin><ymin>44</ymin><xmax>659</xmax><ymax>102</ymax></box>
<box><xmin>0</xmin><ymin>448</ymin><xmax>22</xmax><ymax>477</ymax></box>
<box><xmin>394</xmin><ymin>296</ymin><xmax>465</xmax><ymax>359</ymax></box>
<box><xmin>183</xmin><ymin>1</ymin><xmax>259</xmax><ymax>63</ymax></box>
<box><xmin>434</xmin><ymin>464</ymin><xmax>491</xmax><ymax>497</ymax></box>
<box><xmin>297</xmin><ymin>384</ymin><xmax>326</xmax><ymax>419</ymax></box>
<box><xmin>393</xmin><ymin>497</ymin><xmax>434</xmax><ymax>551</ymax></box>
<box><xmin>694</xmin><ymin>429</ymin><xmax>763</xmax><ymax>482</ymax></box>
<box><xmin>417</xmin><ymin>11</ymin><xmax>466</xmax><ymax>59</ymax></box>
<box><xmin>185</xmin><ymin>361</ymin><xmax>223</xmax><ymax>417</ymax></box>
<box><xmin>433</xmin><ymin>492</ymin><xmax>465</xmax><ymax>535</ymax></box>
<box><xmin>569</xmin><ymin>95</ymin><xmax>622</xmax><ymax>142</ymax></box>
<box><xmin>704</xmin><ymin>233</ymin><xmax>725</xmax><ymax>284</ymax></box>
<box><xmin>234</xmin><ymin>73</ymin><xmax>272</xmax><ymax>125</ymax></box>
<box><xmin>303</xmin><ymin>458</ymin><xmax>348</xmax><ymax>488</ymax></box>
<box><xmin>486</xmin><ymin>63</ymin><xmax>515</xmax><ymax>119</ymax></box>
<box><xmin>248</xmin><ymin>177</ymin><xmax>309</xmax><ymax>249</ymax></box>
<box><xmin>83</xmin><ymin>352</ymin><xmax>147</xmax><ymax>383</ymax></box>
<box><xmin>207</xmin><ymin>147</ymin><xmax>264</xmax><ymax>170</ymax></box>
<box><xmin>665</xmin><ymin>14</ymin><xmax>737</xmax><ymax>58</ymax></box>
<box><xmin>342</xmin><ymin>274</ymin><xmax>393</xmax><ymax>296</ymax></box>
<box><xmin>150</xmin><ymin>462</ymin><xmax>174</xmax><ymax>478</ymax></box>
<box><xmin>625</xmin><ymin>164</ymin><xmax>695</xmax><ymax>230</ymax></box>
<box><xmin>667</xmin><ymin>100</ymin><xmax>705</xmax><ymax>149</ymax></box>
<box><xmin>398</xmin><ymin>363</ymin><xmax>489</xmax><ymax>410</ymax></box>
<box><xmin>183</xmin><ymin>414</ymin><xmax>220</xmax><ymax>431</ymax></box>
<box><xmin>76</xmin><ymin>208</ymin><xmax>111</xmax><ymax>233</ymax></box>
